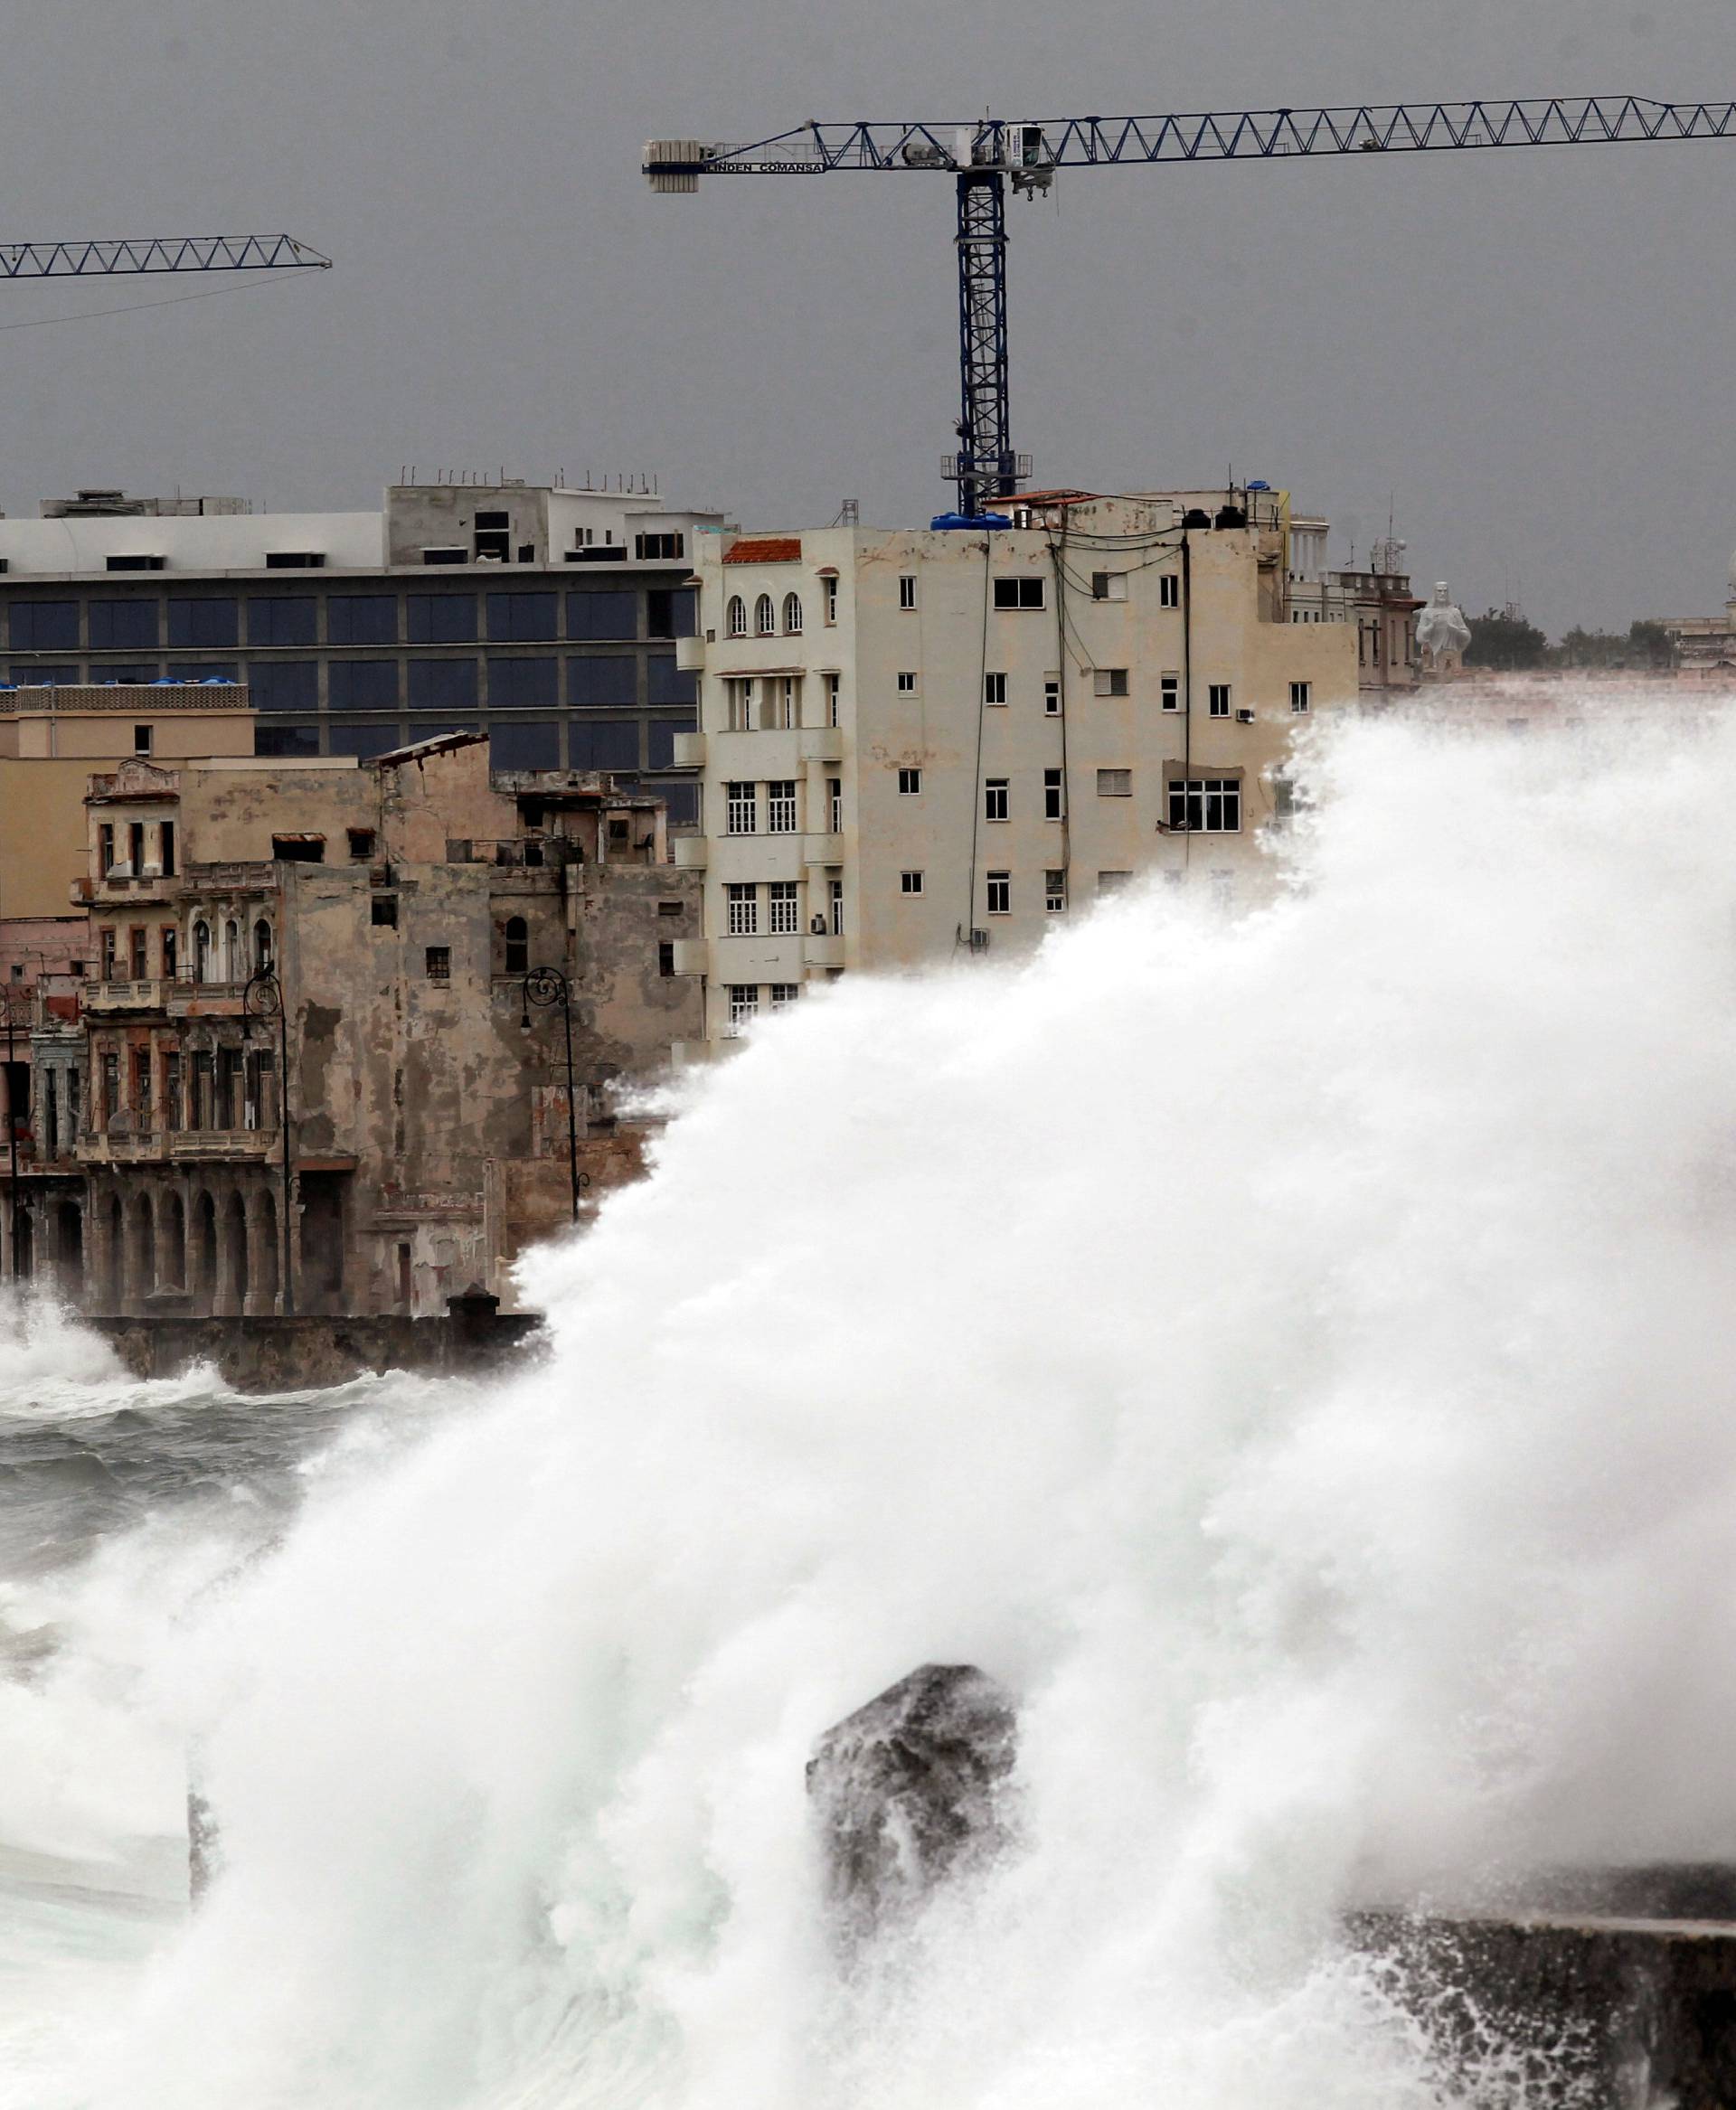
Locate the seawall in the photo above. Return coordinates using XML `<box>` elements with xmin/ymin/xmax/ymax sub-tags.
<box><xmin>88</xmin><ymin>1302</ymin><xmax>545</xmax><ymax>1393</ymax></box>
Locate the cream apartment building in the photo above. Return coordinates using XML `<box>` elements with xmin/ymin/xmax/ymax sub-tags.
<box><xmin>675</xmin><ymin>489</ymin><xmax>1403</xmax><ymax>1047</ymax></box>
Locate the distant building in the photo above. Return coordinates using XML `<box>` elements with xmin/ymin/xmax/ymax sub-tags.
<box><xmin>674</xmin><ymin>489</ymin><xmax>1418</xmax><ymax>1050</ymax></box>
<box><xmin>0</xmin><ymin>477</ymin><xmax>726</xmax><ymax>820</ymax></box>
<box><xmin>0</xmin><ymin>737</ymin><xmax>701</xmax><ymax>1309</ymax></box>
<box><xmin>1651</xmin><ymin>547</ymin><xmax>1736</xmax><ymax>677</ymax></box>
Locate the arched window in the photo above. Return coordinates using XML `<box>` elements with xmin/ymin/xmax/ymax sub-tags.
<box><xmin>505</xmin><ymin>916</ymin><xmax>528</xmax><ymax>976</ymax></box>
<box><xmin>193</xmin><ymin>920</ymin><xmax>211</xmax><ymax>982</ymax></box>
<box><xmin>755</xmin><ymin>593</ymin><xmax>776</xmax><ymax>636</ymax></box>
<box><xmin>224</xmin><ymin>919</ymin><xmax>240</xmax><ymax>981</ymax></box>
<box><xmin>253</xmin><ymin>919</ymin><xmax>272</xmax><ymax>974</ymax></box>
<box><xmin>726</xmin><ymin>596</ymin><xmax>747</xmax><ymax>638</ymax></box>
<box><xmin>783</xmin><ymin>592</ymin><xmax>803</xmax><ymax>635</ymax></box>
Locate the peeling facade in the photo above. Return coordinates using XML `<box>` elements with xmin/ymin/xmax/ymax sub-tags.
<box><xmin>1</xmin><ymin>735</ymin><xmax>702</xmax><ymax>1312</ymax></box>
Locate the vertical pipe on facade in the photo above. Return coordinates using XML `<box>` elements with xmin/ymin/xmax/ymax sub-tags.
<box><xmin>1181</xmin><ymin>530</ymin><xmax>1194</xmax><ymax>870</ymax></box>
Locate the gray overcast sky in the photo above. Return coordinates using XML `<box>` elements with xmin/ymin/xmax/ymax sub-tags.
<box><xmin>1</xmin><ymin>0</ymin><xmax>1731</xmax><ymax>634</ymax></box>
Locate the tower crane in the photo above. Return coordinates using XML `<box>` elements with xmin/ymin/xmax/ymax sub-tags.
<box><xmin>0</xmin><ymin>233</ymin><xmax>329</xmax><ymax>281</ymax></box>
<box><xmin>646</xmin><ymin>98</ymin><xmax>1736</xmax><ymax>517</ymax></box>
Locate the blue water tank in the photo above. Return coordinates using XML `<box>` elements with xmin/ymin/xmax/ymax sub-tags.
<box><xmin>929</xmin><ymin>511</ymin><xmax>1014</xmax><ymax>532</ymax></box>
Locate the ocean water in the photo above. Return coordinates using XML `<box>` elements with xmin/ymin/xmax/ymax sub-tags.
<box><xmin>5</xmin><ymin>702</ymin><xmax>1736</xmax><ymax>2107</ymax></box>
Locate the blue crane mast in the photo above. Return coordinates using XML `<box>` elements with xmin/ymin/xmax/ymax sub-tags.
<box><xmin>646</xmin><ymin>97</ymin><xmax>1736</xmax><ymax>517</ymax></box>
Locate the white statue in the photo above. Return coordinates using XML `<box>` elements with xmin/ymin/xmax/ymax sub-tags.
<box><xmin>1416</xmin><ymin>582</ymin><xmax>1471</xmax><ymax>672</ymax></box>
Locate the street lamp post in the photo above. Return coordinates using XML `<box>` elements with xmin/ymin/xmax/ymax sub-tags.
<box><xmin>520</xmin><ymin>965</ymin><xmax>583</xmax><ymax>1223</ymax></box>
<box><xmin>2</xmin><ymin>985</ymin><xmax>24</xmax><ymax>1283</ymax></box>
<box><xmin>241</xmin><ymin>966</ymin><xmax>294</xmax><ymax>1314</ymax></box>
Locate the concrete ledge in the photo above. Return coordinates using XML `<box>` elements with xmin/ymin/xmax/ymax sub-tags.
<box><xmin>87</xmin><ymin>1309</ymin><xmax>546</xmax><ymax>1393</ymax></box>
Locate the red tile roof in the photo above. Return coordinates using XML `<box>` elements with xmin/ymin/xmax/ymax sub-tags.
<box><xmin>723</xmin><ymin>536</ymin><xmax>802</xmax><ymax>565</ymax></box>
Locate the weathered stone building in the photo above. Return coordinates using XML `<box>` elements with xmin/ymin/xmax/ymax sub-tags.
<box><xmin>2</xmin><ymin>735</ymin><xmax>700</xmax><ymax>1311</ymax></box>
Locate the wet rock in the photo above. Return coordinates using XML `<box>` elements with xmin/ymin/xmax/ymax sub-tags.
<box><xmin>807</xmin><ymin>1663</ymin><xmax>1017</xmax><ymax>1938</ymax></box>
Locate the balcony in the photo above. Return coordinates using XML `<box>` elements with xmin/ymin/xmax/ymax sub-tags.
<box><xmin>671</xmin><ymin>731</ymin><xmax>706</xmax><ymax>768</ymax></box>
<box><xmin>81</xmin><ymin>978</ymin><xmax>171</xmax><ymax>1016</ymax></box>
<box><xmin>803</xmin><ymin>833</ymin><xmax>844</xmax><ymax>866</ymax></box>
<box><xmin>799</xmin><ymin>727</ymin><xmax>844</xmax><ymax>763</ymax></box>
<box><xmin>675</xmin><ymin>636</ymin><xmax>705</xmax><ymax>673</ymax></box>
<box><xmin>77</xmin><ymin>1125</ymin><xmax>278</xmax><ymax>1166</ymax></box>
<box><xmin>673</xmin><ymin>835</ymin><xmax>708</xmax><ymax>870</ymax></box>
<box><xmin>670</xmin><ymin>939</ymin><xmax>709</xmax><ymax>975</ymax></box>
<box><xmin>803</xmin><ymin>933</ymin><xmax>845</xmax><ymax>969</ymax></box>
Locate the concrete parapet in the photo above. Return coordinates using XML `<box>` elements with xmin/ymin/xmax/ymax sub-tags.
<box><xmin>87</xmin><ymin>1304</ymin><xmax>545</xmax><ymax>1393</ymax></box>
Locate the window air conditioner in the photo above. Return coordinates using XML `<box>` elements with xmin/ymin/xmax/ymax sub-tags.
<box><xmin>1236</xmin><ymin>709</ymin><xmax>1257</xmax><ymax>723</ymax></box>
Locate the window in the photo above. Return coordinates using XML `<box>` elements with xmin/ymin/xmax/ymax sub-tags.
<box><xmin>130</xmin><ymin>927</ymin><xmax>147</xmax><ymax>978</ymax></box>
<box><xmin>133</xmin><ymin>723</ymin><xmax>153</xmax><ymax>757</ymax></box>
<box><xmin>327</xmin><ymin>596</ymin><xmax>398</xmax><ymax>645</ymax></box>
<box><xmin>828</xmin><ymin>777</ymin><xmax>842</xmax><ymax>834</ymax></box>
<box><xmin>486</xmin><ymin>592</ymin><xmax>559</xmax><ymax>643</ymax></box>
<box><xmin>647</xmin><ymin>719</ymin><xmax>694</xmax><ymax>768</ymax></box>
<box><xmin>492</xmin><ymin>721</ymin><xmax>561</xmax><ymax>769</ymax></box>
<box><xmin>634</xmin><ymin>532</ymin><xmax>685</xmax><ymax>561</ymax></box>
<box><xmin>648</xmin><ymin>659</ymin><xmax>695</xmax><ymax>708</ymax></box>
<box><xmin>1097</xmin><ymin>870</ymin><xmax>1132</xmax><ymax>894</ymax></box>
<box><xmin>1161</xmin><ymin>674</ymin><xmax>1179</xmax><ymax>711</ymax></box>
<box><xmin>897</xmin><ymin>671</ymin><xmax>917</xmax><ymax>694</ymax></box>
<box><xmin>1289</xmin><ymin>681</ymin><xmax>1312</xmax><ymax>714</ymax></box>
<box><xmin>248</xmin><ymin>598</ymin><xmax>317</xmax><ymax>647</ymax></box>
<box><xmin>570</xmin><ymin>590</ymin><xmax>638</xmax><ymax>641</ymax></box>
<box><xmin>897</xmin><ymin>767</ymin><xmax>922</xmax><ymax>796</ymax></box>
<box><xmin>1093</xmin><ymin>668</ymin><xmax>1129</xmax><ymax>698</ymax></box>
<box><xmin>657</xmin><ymin>899</ymin><xmax>683</xmax><ymax>919</ymax></box>
<box><xmin>726</xmin><ymin>883</ymin><xmax>759</xmax><ymax>936</ymax></box>
<box><xmin>409</xmin><ymin>659</ymin><xmax>478</xmax><ymax>711</ymax></box>
<box><xmin>1043</xmin><ymin>768</ymin><xmax>1063</xmax><ymax>820</ymax></box>
<box><xmin>569</xmin><ymin>655</ymin><xmax>637</xmax><ymax>707</ymax></box>
<box><xmin>900</xmin><ymin>870</ymin><xmax>924</xmax><ymax>895</ymax></box>
<box><xmin>253</xmin><ymin>919</ymin><xmax>273</xmax><ymax>974</ymax></box>
<box><xmin>272</xmin><ymin>834</ymin><xmax>325</xmax><ymax>863</ymax></box>
<box><xmin>12</xmin><ymin>601</ymin><xmax>79</xmax><ymax>651</ymax></box>
<box><xmin>985</xmin><ymin>673</ymin><xmax>1007</xmax><ymax>705</ymax></box>
<box><xmin>166</xmin><ymin>598</ymin><xmax>239</xmax><ymax>649</ymax></box>
<box><xmin>406</xmin><ymin>594</ymin><xmax>476</xmax><ymax>645</ymax></box>
<box><xmin>488</xmin><ymin>658</ymin><xmax>559</xmax><ymax>711</ymax></box>
<box><xmin>826</xmin><ymin>671</ymin><xmax>841</xmax><ymax>727</ymax></box>
<box><xmin>658</xmin><ymin>941</ymin><xmax>675</xmax><ymax>977</ymax></box>
<box><xmin>127</xmin><ymin>822</ymin><xmax>145</xmax><ymax>872</ymax></box>
<box><xmin>767</xmin><ymin>780</ymin><xmax>797</xmax><ymax>833</ymax></box>
<box><xmin>89</xmin><ymin>601</ymin><xmax>158</xmax><ymax>650</ymax></box>
<box><xmin>992</xmin><ymin>577</ymin><xmax>1044</xmax><ymax>610</ymax></box>
<box><xmin>266</xmin><ymin>551</ymin><xmax>325</xmax><ymax>570</ymax></box>
<box><xmin>726</xmin><ymin>595</ymin><xmax>748</xmax><ymax>638</ymax></box>
<box><xmin>160</xmin><ymin>822</ymin><xmax>175</xmax><ymax>877</ymax></box>
<box><xmin>984</xmin><ymin>778</ymin><xmax>1009</xmax><ymax>822</ymax></box>
<box><xmin>646</xmin><ymin>588</ymin><xmax>695</xmax><ymax>640</ymax></box>
<box><xmin>899</xmin><ymin>575</ymin><xmax>917</xmax><ymax>610</ymax></box>
<box><xmin>328</xmin><ymin>660</ymin><xmax>399</xmax><ymax>711</ymax></box>
<box><xmin>1044</xmin><ymin>677</ymin><xmax>1061</xmax><ymax>716</ymax></box>
<box><xmin>829</xmin><ymin>878</ymin><xmax>844</xmax><ymax>936</ymax></box>
<box><xmin>372</xmin><ymin>896</ymin><xmax>398</xmax><ymax>928</ymax></box>
<box><xmin>782</xmin><ymin>592</ymin><xmax>804</xmax><ymax>635</ymax></box>
<box><xmin>1090</xmin><ymin>571</ymin><xmax>1128</xmax><ymax>601</ymax></box>
<box><xmin>770</xmin><ymin>676</ymin><xmax>798</xmax><ymax>730</ymax></box>
<box><xmin>98</xmin><ymin>824</ymin><xmax>115</xmax><ymax>876</ymax></box>
<box><xmin>726</xmin><ymin>984</ymin><xmax>759</xmax><ymax>1032</ymax></box>
<box><xmin>754</xmin><ymin>593</ymin><xmax>776</xmax><ymax>636</ymax></box>
<box><xmin>473</xmin><ymin>510</ymin><xmax>512</xmax><ymax>562</ymax></box>
<box><xmin>1097</xmin><ymin>768</ymin><xmax>1132</xmax><ymax>797</ymax></box>
<box><xmin>425</xmin><ymin>947</ymin><xmax>451</xmax><ymax>983</ymax></box>
<box><xmin>986</xmin><ymin>871</ymin><xmax>1011</xmax><ymax>915</ymax></box>
<box><xmin>504</xmin><ymin>916</ymin><xmax>529</xmax><ymax>975</ymax></box>
<box><xmin>769</xmin><ymin>984</ymin><xmax>799</xmax><ymax>1011</ymax></box>
<box><xmin>1044</xmin><ymin>869</ymin><xmax>1066</xmax><ymax>913</ymax></box>
<box><xmin>570</xmin><ymin>720</ymin><xmax>638</xmax><ymax>770</ymax></box>
<box><xmin>1160</xmin><ymin>573</ymin><xmax>1180</xmax><ymax>609</ymax></box>
<box><xmin>99</xmin><ymin>927</ymin><xmax>117</xmax><ymax>977</ymax></box>
<box><xmin>726</xmin><ymin>676</ymin><xmax>755</xmax><ymax>731</ymax></box>
<box><xmin>244</xmin><ymin>661</ymin><xmax>317</xmax><ymax>717</ymax></box>
<box><xmin>726</xmin><ymin>782</ymin><xmax>757</xmax><ymax>834</ymax></box>
<box><xmin>823</xmin><ymin>577</ymin><xmax>838</xmax><ymax>625</ymax></box>
<box><xmin>1208</xmin><ymin>684</ymin><xmax>1232</xmax><ymax>718</ymax></box>
<box><xmin>1271</xmin><ymin>774</ymin><xmax>1297</xmax><ymax>823</ymax></box>
<box><xmin>163</xmin><ymin>1051</ymin><xmax>181</xmax><ymax>1130</ymax></box>
<box><xmin>768</xmin><ymin>881</ymin><xmax>799</xmax><ymax>934</ymax></box>
<box><xmin>1166</xmin><ymin>777</ymin><xmax>1241</xmax><ymax>833</ymax></box>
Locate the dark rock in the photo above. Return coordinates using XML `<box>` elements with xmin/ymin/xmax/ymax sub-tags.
<box><xmin>807</xmin><ymin>1663</ymin><xmax>1017</xmax><ymax>1939</ymax></box>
